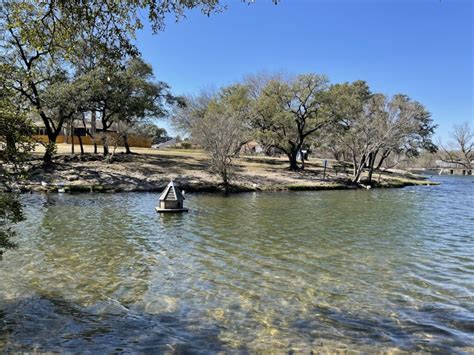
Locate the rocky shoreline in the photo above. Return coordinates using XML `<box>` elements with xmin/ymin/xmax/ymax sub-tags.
<box><xmin>5</xmin><ymin>152</ymin><xmax>439</xmax><ymax>194</ymax></box>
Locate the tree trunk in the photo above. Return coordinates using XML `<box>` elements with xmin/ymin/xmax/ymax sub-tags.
<box><xmin>91</xmin><ymin>111</ymin><xmax>97</xmax><ymax>154</ymax></box>
<box><xmin>70</xmin><ymin>122</ymin><xmax>75</xmax><ymax>155</ymax></box>
<box><xmin>288</xmin><ymin>151</ymin><xmax>299</xmax><ymax>170</ymax></box>
<box><xmin>41</xmin><ymin>110</ymin><xmax>67</xmax><ymax>165</ymax></box>
<box><xmin>375</xmin><ymin>150</ymin><xmax>390</xmax><ymax>170</ymax></box>
<box><xmin>367</xmin><ymin>152</ymin><xmax>376</xmax><ymax>185</ymax></box>
<box><xmin>42</xmin><ymin>140</ymin><xmax>56</xmax><ymax>167</ymax></box>
<box><xmin>123</xmin><ymin>133</ymin><xmax>132</xmax><ymax>154</ymax></box>
<box><xmin>222</xmin><ymin>170</ymin><xmax>230</xmax><ymax>194</ymax></box>
<box><xmin>351</xmin><ymin>155</ymin><xmax>365</xmax><ymax>183</ymax></box>
<box><xmin>77</xmin><ymin>134</ymin><xmax>84</xmax><ymax>155</ymax></box>
<box><xmin>102</xmin><ymin>133</ymin><xmax>109</xmax><ymax>156</ymax></box>
<box><xmin>352</xmin><ymin>165</ymin><xmax>363</xmax><ymax>183</ymax></box>
<box><xmin>351</xmin><ymin>154</ymin><xmax>358</xmax><ymax>181</ymax></box>
<box><xmin>367</xmin><ymin>168</ymin><xmax>373</xmax><ymax>184</ymax></box>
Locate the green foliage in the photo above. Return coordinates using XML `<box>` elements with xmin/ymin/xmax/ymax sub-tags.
<box><xmin>1</xmin><ymin>1</ymin><xmax>226</xmax><ymax>62</ymax></box>
<box><xmin>0</xmin><ymin>194</ymin><xmax>24</xmax><ymax>259</ymax></box>
<box><xmin>0</xmin><ymin>89</ymin><xmax>35</xmax><ymax>186</ymax></box>
<box><xmin>78</xmin><ymin>57</ymin><xmax>181</xmax><ymax>157</ymax></box>
<box><xmin>137</xmin><ymin>123</ymin><xmax>168</xmax><ymax>144</ymax></box>
<box><xmin>323</xmin><ymin>82</ymin><xmax>437</xmax><ymax>183</ymax></box>
<box><xmin>250</xmin><ymin>74</ymin><xmax>331</xmax><ymax>169</ymax></box>
<box><xmin>0</xmin><ymin>96</ymin><xmax>34</xmax><ymax>162</ymax></box>
<box><xmin>0</xmin><ymin>0</ymin><xmax>233</xmax><ymax>163</ymax></box>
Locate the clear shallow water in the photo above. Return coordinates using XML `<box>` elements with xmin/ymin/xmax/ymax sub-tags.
<box><xmin>1</xmin><ymin>176</ymin><xmax>473</xmax><ymax>353</ymax></box>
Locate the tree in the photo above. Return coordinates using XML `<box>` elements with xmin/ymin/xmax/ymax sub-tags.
<box><xmin>1</xmin><ymin>3</ymin><xmax>68</xmax><ymax>164</ymax></box>
<box><xmin>171</xmin><ymin>89</ymin><xmax>215</xmax><ymax>135</ymax></box>
<box><xmin>0</xmin><ymin>90</ymin><xmax>31</xmax><ymax>259</ymax></box>
<box><xmin>0</xmin><ymin>88</ymin><xmax>35</xmax><ymax>188</ymax></box>
<box><xmin>80</xmin><ymin>57</ymin><xmax>181</xmax><ymax>157</ymax></box>
<box><xmin>0</xmin><ymin>194</ymin><xmax>25</xmax><ymax>259</ymax></box>
<box><xmin>326</xmin><ymin>84</ymin><xmax>436</xmax><ymax>184</ymax></box>
<box><xmin>322</xmin><ymin>81</ymin><xmax>372</xmax><ymax>165</ymax></box>
<box><xmin>174</xmin><ymin>85</ymin><xmax>251</xmax><ymax>190</ymax></box>
<box><xmin>439</xmin><ymin>122</ymin><xmax>473</xmax><ymax>174</ymax></box>
<box><xmin>249</xmin><ymin>74</ymin><xmax>331</xmax><ymax>170</ymax></box>
<box><xmin>0</xmin><ymin>0</ymin><xmax>247</xmax><ymax>164</ymax></box>
<box><xmin>368</xmin><ymin>94</ymin><xmax>436</xmax><ymax>177</ymax></box>
<box><xmin>137</xmin><ymin>123</ymin><xmax>168</xmax><ymax>144</ymax></box>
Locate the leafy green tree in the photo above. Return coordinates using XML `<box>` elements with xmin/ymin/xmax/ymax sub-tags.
<box><xmin>250</xmin><ymin>74</ymin><xmax>331</xmax><ymax>170</ymax></box>
<box><xmin>79</xmin><ymin>58</ymin><xmax>181</xmax><ymax>156</ymax></box>
<box><xmin>0</xmin><ymin>88</ymin><xmax>34</xmax><ymax>187</ymax></box>
<box><xmin>0</xmin><ymin>194</ymin><xmax>24</xmax><ymax>259</ymax></box>
<box><xmin>137</xmin><ymin>124</ymin><xmax>168</xmax><ymax>144</ymax></box>
<box><xmin>321</xmin><ymin>81</ymin><xmax>372</xmax><ymax>160</ymax></box>
<box><xmin>325</xmin><ymin>82</ymin><xmax>436</xmax><ymax>184</ymax></box>
<box><xmin>0</xmin><ymin>90</ymin><xmax>31</xmax><ymax>259</ymax></box>
<box><xmin>1</xmin><ymin>4</ymin><xmax>66</xmax><ymax>164</ymax></box>
<box><xmin>0</xmin><ymin>0</ymin><xmax>248</xmax><ymax>163</ymax></box>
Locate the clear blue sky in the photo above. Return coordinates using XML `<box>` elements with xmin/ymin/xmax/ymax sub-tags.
<box><xmin>135</xmin><ymin>0</ymin><xmax>473</xmax><ymax>140</ymax></box>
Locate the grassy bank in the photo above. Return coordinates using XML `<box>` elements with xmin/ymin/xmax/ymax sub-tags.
<box><xmin>18</xmin><ymin>144</ymin><xmax>438</xmax><ymax>194</ymax></box>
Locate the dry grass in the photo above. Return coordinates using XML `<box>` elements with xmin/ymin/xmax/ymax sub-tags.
<box><xmin>25</xmin><ymin>143</ymin><xmax>434</xmax><ymax>193</ymax></box>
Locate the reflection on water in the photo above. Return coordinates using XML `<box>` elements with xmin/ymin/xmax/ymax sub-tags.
<box><xmin>1</xmin><ymin>176</ymin><xmax>473</xmax><ymax>352</ymax></box>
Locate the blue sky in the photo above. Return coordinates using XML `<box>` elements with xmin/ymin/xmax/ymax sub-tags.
<box><xmin>135</xmin><ymin>0</ymin><xmax>473</xmax><ymax>140</ymax></box>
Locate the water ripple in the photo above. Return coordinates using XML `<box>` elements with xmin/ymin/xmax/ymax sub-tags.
<box><xmin>0</xmin><ymin>175</ymin><xmax>473</xmax><ymax>352</ymax></box>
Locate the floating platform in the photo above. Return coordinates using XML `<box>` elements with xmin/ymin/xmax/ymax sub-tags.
<box><xmin>155</xmin><ymin>207</ymin><xmax>188</xmax><ymax>213</ymax></box>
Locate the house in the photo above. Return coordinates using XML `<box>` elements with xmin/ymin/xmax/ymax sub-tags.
<box><xmin>32</xmin><ymin>118</ymin><xmax>118</xmax><ymax>144</ymax></box>
<box><xmin>32</xmin><ymin>120</ymin><xmax>67</xmax><ymax>143</ymax></box>
<box><xmin>32</xmin><ymin>117</ymin><xmax>152</xmax><ymax>148</ymax></box>
<box><xmin>156</xmin><ymin>180</ymin><xmax>188</xmax><ymax>212</ymax></box>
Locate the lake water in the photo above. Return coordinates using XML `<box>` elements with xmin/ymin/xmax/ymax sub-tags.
<box><xmin>1</xmin><ymin>176</ymin><xmax>473</xmax><ymax>352</ymax></box>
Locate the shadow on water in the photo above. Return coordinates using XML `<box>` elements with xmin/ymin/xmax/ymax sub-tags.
<box><xmin>289</xmin><ymin>304</ymin><xmax>474</xmax><ymax>353</ymax></box>
<box><xmin>2</xmin><ymin>295</ymin><xmax>472</xmax><ymax>353</ymax></box>
<box><xmin>0</xmin><ymin>295</ymin><xmax>246</xmax><ymax>353</ymax></box>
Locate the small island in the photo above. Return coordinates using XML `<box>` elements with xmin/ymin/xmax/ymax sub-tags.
<box><xmin>16</xmin><ymin>144</ymin><xmax>438</xmax><ymax>195</ymax></box>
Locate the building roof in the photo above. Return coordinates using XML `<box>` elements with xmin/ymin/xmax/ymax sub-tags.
<box><xmin>159</xmin><ymin>180</ymin><xmax>185</xmax><ymax>201</ymax></box>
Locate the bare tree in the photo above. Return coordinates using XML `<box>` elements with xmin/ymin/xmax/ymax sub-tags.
<box><xmin>193</xmin><ymin>110</ymin><xmax>246</xmax><ymax>191</ymax></box>
<box><xmin>439</xmin><ymin>122</ymin><xmax>473</xmax><ymax>174</ymax></box>
<box><xmin>173</xmin><ymin>85</ymin><xmax>250</xmax><ymax>191</ymax></box>
<box><xmin>104</xmin><ymin>132</ymin><xmax>124</xmax><ymax>164</ymax></box>
<box><xmin>171</xmin><ymin>89</ymin><xmax>214</xmax><ymax>135</ymax></box>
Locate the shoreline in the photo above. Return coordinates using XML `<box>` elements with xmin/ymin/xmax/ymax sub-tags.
<box><xmin>5</xmin><ymin>147</ymin><xmax>440</xmax><ymax>194</ymax></box>
<box><xmin>14</xmin><ymin>172</ymin><xmax>440</xmax><ymax>195</ymax></box>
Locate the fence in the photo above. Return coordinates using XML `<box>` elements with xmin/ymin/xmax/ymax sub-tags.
<box><xmin>33</xmin><ymin>135</ymin><xmax>65</xmax><ymax>144</ymax></box>
<box><xmin>64</xmin><ymin>134</ymin><xmax>152</xmax><ymax>148</ymax></box>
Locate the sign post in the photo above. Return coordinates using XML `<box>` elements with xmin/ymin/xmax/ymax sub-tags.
<box><xmin>323</xmin><ymin>159</ymin><xmax>328</xmax><ymax>180</ymax></box>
